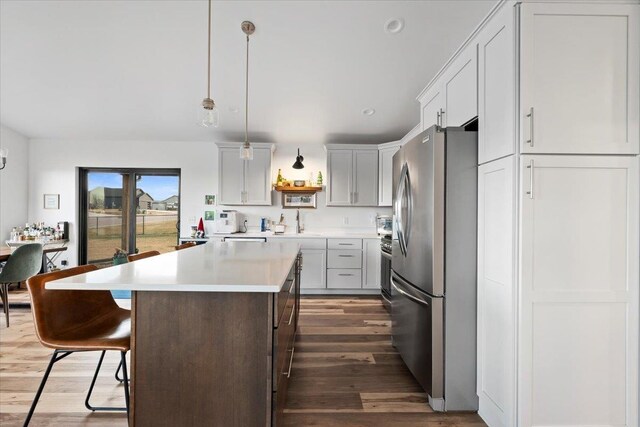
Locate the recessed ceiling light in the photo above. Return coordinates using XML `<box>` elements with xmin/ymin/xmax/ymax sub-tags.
<box><xmin>384</xmin><ymin>18</ymin><xmax>404</xmax><ymax>34</ymax></box>
<box><xmin>362</xmin><ymin>108</ymin><xmax>376</xmax><ymax>116</ymax></box>
<box><xmin>228</xmin><ymin>107</ymin><xmax>239</xmax><ymax>113</ymax></box>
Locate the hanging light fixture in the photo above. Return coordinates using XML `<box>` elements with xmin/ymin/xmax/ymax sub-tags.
<box><xmin>292</xmin><ymin>148</ymin><xmax>304</xmax><ymax>169</ymax></box>
<box><xmin>239</xmin><ymin>21</ymin><xmax>255</xmax><ymax>160</ymax></box>
<box><xmin>197</xmin><ymin>0</ymin><xmax>219</xmax><ymax>128</ymax></box>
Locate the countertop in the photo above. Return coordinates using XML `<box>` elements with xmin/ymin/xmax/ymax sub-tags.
<box><xmin>46</xmin><ymin>241</ymin><xmax>301</xmax><ymax>293</ymax></box>
<box><xmin>187</xmin><ymin>230</ymin><xmax>383</xmax><ymax>240</ymax></box>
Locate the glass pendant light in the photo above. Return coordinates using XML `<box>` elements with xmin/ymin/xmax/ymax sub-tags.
<box><xmin>197</xmin><ymin>0</ymin><xmax>219</xmax><ymax>128</ymax></box>
<box><xmin>292</xmin><ymin>148</ymin><xmax>304</xmax><ymax>169</ymax></box>
<box><xmin>239</xmin><ymin>21</ymin><xmax>255</xmax><ymax>160</ymax></box>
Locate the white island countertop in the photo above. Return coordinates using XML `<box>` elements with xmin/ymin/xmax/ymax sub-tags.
<box><xmin>47</xmin><ymin>241</ymin><xmax>301</xmax><ymax>293</ymax></box>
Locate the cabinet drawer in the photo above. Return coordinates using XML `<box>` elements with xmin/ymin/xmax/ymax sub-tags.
<box><xmin>327</xmin><ymin>239</ymin><xmax>362</xmax><ymax>250</ymax></box>
<box><xmin>273</xmin><ymin>299</ymin><xmax>295</xmax><ymax>391</ymax></box>
<box><xmin>327</xmin><ymin>250</ymin><xmax>362</xmax><ymax>269</ymax></box>
<box><xmin>274</xmin><ymin>278</ymin><xmax>294</xmax><ymax>326</ymax></box>
<box><xmin>327</xmin><ymin>269</ymin><xmax>362</xmax><ymax>289</ymax></box>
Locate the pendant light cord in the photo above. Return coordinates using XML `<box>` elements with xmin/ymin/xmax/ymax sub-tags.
<box><xmin>244</xmin><ymin>33</ymin><xmax>250</xmax><ymax>144</ymax></box>
<box><xmin>207</xmin><ymin>0</ymin><xmax>212</xmax><ymax>99</ymax></box>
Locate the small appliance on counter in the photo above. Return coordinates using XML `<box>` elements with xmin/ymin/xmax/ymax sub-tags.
<box><xmin>376</xmin><ymin>215</ymin><xmax>392</xmax><ymax>236</ymax></box>
<box><xmin>212</xmin><ymin>211</ymin><xmax>242</xmax><ymax>234</ymax></box>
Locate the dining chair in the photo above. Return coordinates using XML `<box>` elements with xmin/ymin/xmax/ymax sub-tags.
<box><xmin>127</xmin><ymin>250</ymin><xmax>160</xmax><ymax>262</ymax></box>
<box><xmin>0</xmin><ymin>243</ymin><xmax>43</xmax><ymax>327</ymax></box>
<box><xmin>24</xmin><ymin>265</ymin><xmax>131</xmax><ymax>426</ymax></box>
<box><xmin>174</xmin><ymin>242</ymin><xmax>196</xmax><ymax>251</ymax></box>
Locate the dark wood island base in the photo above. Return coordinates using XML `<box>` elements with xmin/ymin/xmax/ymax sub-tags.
<box><xmin>130</xmin><ymin>256</ymin><xmax>301</xmax><ymax>426</ymax></box>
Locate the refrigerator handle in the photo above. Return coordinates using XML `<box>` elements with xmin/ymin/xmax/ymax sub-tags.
<box><xmin>403</xmin><ymin>166</ymin><xmax>413</xmax><ymax>250</ymax></box>
<box><xmin>390</xmin><ymin>274</ymin><xmax>430</xmax><ymax>307</ymax></box>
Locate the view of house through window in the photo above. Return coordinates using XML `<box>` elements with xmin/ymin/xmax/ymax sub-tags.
<box><xmin>81</xmin><ymin>169</ymin><xmax>180</xmax><ymax>265</ymax></box>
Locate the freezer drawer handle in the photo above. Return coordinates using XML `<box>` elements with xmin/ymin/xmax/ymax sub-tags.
<box><xmin>390</xmin><ymin>276</ymin><xmax>429</xmax><ymax>306</ymax></box>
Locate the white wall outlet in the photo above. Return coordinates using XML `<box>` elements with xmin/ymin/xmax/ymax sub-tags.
<box><xmin>343</xmin><ymin>216</ymin><xmax>349</xmax><ymax>225</ymax></box>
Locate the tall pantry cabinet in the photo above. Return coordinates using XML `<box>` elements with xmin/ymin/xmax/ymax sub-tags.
<box><xmin>420</xmin><ymin>2</ymin><xmax>640</xmax><ymax>426</ymax></box>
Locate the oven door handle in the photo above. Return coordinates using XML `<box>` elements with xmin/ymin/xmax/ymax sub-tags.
<box><xmin>390</xmin><ymin>275</ymin><xmax>429</xmax><ymax>307</ymax></box>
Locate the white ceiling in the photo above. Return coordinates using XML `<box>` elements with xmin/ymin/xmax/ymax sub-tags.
<box><xmin>0</xmin><ymin>0</ymin><xmax>495</xmax><ymax>145</ymax></box>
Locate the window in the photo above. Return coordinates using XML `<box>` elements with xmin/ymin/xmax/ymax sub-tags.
<box><xmin>79</xmin><ymin>168</ymin><xmax>181</xmax><ymax>265</ymax></box>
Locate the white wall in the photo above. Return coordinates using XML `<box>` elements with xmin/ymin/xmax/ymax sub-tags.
<box><xmin>28</xmin><ymin>139</ymin><xmax>390</xmax><ymax>267</ymax></box>
<box><xmin>0</xmin><ymin>125</ymin><xmax>29</xmax><ymax>242</ymax></box>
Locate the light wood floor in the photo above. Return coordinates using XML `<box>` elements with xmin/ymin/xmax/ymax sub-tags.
<box><xmin>1</xmin><ymin>296</ymin><xmax>485</xmax><ymax>426</ymax></box>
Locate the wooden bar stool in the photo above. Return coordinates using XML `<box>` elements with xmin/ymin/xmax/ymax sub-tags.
<box><xmin>127</xmin><ymin>250</ymin><xmax>160</xmax><ymax>262</ymax></box>
<box><xmin>174</xmin><ymin>242</ymin><xmax>196</xmax><ymax>251</ymax></box>
<box><xmin>24</xmin><ymin>265</ymin><xmax>131</xmax><ymax>426</ymax></box>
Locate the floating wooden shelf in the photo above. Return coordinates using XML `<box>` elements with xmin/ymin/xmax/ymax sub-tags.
<box><xmin>273</xmin><ymin>185</ymin><xmax>323</xmax><ymax>193</ymax></box>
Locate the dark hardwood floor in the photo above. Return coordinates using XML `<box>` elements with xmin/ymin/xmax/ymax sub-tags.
<box><xmin>0</xmin><ymin>295</ymin><xmax>485</xmax><ymax>426</ymax></box>
<box><xmin>283</xmin><ymin>296</ymin><xmax>485</xmax><ymax>426</ymax></box>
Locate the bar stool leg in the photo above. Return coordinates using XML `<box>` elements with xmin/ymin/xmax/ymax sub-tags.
<box><xmin>23</xmin><ymin>350</ymin><xmax>68</xmax><ymax>427</ymax></box>
<box><xmin>120</xmin><ymin>351</ymin><xmax>130</xmax><ymax>426</ymax></box>
<box><xmin>115</xmin><ymin>360</ymin><xmax>124</xmax><ymax>383</ymax></box>
<box><xmin>85</xmin><ymin>351</ymin><xmax>127</xmax><ymax>412</ymax></box>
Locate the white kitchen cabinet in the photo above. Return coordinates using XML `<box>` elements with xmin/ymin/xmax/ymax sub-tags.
<box><xmin>520</xmin><ymin>3</ymin><xmax>639</xmax><ymax>155</ymax></box>
<box><xmin>353</xmin><ymin>150</ymin><xmax>378</xmax><ymax>206</ymax></box>
<box><xmin>327</xmin><ymin>250</ymin><xmax>361</xmax><ymax>269</ymax></box>
<box><xmin>477</xmin><ymin>6</ymin><xmax>515</xmax><ymax>164</ymax></box>
<box><xmin>362</xmin><ymin>238</ymin><xmax>381</xmax><ymax>289</ymax></box>
<box><xmin>378</xmin><ymin>143</ymin><xmax>401</xmax><ymax>207</ymax></box>
<box><xmin>326</xmin><ymin>269</ymin><xmax>362</xmax><ymax>289</ymax></box>
<box><xmin>326</xmin><ymin>145</ymin><xmax>378</xmax><ymax>206</ymax></box>
<box><xmin>326</xmin><ymin>149</ymin><xmax>353</xmax><ymax>206</ymax></box>
<box><xmin>218</xmin><ymin>147</ymin><xmax>245</xmax><ymax>205</ymax></box>
<box><xmin>443</xmin><ymin>44</ymin><xmax>477</xmax><ymax>127</ymax></box>
<box><xmin>477</xmin><ymin>156</ymin><xmax>516</xmax><ymax>427</ymax></box>
<box><xmin>420</xmin><ymin>84</ymin><xmax>444</xmax><ymax>131</ymax></box>
<box><xmin>300</xmin><ymin>249</ymin><xmax>326</xmax><ymax>289</ymax></box>
<box><xmin>244</xmin><ymin>147</ymin><xmax>272</xmax><ymax>205</ymax></box>
<box><xmin>518</xmin><ymin>155</ymin><xmax>638</xmax><ymax>427</ymax></box>
<box><xmin>216</xmin><ymin>143</ymin><xmax>275</xmax><ymax>205</ymax></box>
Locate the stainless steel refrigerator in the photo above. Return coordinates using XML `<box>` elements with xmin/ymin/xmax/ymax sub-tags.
<box><xmin>391</xmin><ymin>125</ymin><xmax>478</xmax><ymax>412</ymax></box>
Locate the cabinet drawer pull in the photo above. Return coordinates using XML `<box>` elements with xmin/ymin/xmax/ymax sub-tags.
<box><xmin>338</xmin><ymin>255</ymin><xmax>354</xmax><ymax>257</ymax></box>
<box><xmin>338</xmin><ymin>274</ymin><xmax>354</xmax><ymax>277</ymax></box>
<box><xmin>526</xmin><ymin>107</ymin><xmax>534</xmax><ymax>146</ymax></box>
<box><xmin>283</xmin><ymin>347</ymin><xmax>295</xmax><ymax>378</ymax></box>
<box><xmin>338</xmin><ymin>243</ymin><xmax>353</xmax><ymax>246</ymax></box>
<box><xmin>288</xmin><ymin>303</ymin><xmax>295</xmax><ymax>325</ymax></box>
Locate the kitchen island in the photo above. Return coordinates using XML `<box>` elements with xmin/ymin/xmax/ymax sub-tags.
<box><xmin>47</xmin><ymin>241</ymin><xmax>302</xmax><ymax>427</ymax></box>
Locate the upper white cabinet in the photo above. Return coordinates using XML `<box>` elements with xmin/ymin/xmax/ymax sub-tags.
<box><xmin>326</xmin><ymin>145</ymin><xmax>378</xmax><ymax>206</ymax></box>
<box><xmin>419</xmin><ymin>43</ymin><xmax>478</xmax><ymax>131</ymax></box>
<box><xmin>477</xmin><ymin>6</ymin><xmax>515</xmax><ymax>164</ymax></box>
<box><xmin>420</xmin><ymin>85</ymin><xmax>444</xmax><ymax>130</ymax></box>
<box><xmin>216</xmin><ymin>143</ymin><xmax>274</xmax><ymax>205</ymax></box>
<box><xmin>518</xmin><ymin>155</ymin><xmax>638</xmax><ymax>427</ymax></box>
<box><xmin>520</xmin><ymin>3</ymin><xmax>639</xmax><ymax>154</ymax></box>
<box><xmin>443</xmin><ymin>45</ymin><xmax>478</xmax><ymax>127</ymax></box>
<box><xmin>378</xmin><ymin>142</ymin><xmax>401</xmax><ymax>207</ymax></box>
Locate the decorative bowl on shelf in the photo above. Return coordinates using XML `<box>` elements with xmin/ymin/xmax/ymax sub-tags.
<box><xmin>293</xmin><ymin>180</ymin><xmax>305</xmax><ymax>187</ymax></box>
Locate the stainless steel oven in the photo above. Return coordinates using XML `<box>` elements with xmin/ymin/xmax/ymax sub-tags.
<box><xmin>380</xmin><ymin>235</ymin><xmax>392</xmax><ymax>310</ymax></box>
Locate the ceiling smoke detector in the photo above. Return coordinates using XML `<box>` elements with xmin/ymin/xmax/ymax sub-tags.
<box><xmin>384</xmin><ymin>18</ymin><xmax>404</xmax><ymax>34</ymax></box>
<box><xmin>362</xmin><ymin>108</ymin><xmax>376</xmax><ymax>116</ymax></box>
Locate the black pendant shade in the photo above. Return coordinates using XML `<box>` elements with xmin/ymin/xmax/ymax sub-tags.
<box><xmin>292</xmin><ymin>148</ymin><xmax>304</xmax><ymax>169</ymax></box>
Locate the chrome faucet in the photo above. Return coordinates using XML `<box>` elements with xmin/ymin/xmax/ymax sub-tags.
<box><xmin>296</xmin><ymin>209</ymin><xmax>303</xmax><ymax>234</ymax></box>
